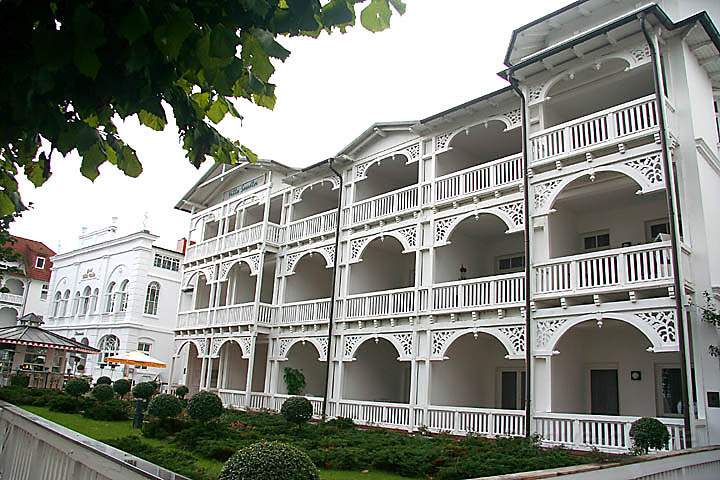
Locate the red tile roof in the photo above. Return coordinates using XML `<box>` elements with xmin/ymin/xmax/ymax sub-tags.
<box><xmin>3</xmin><ymin>236</ymin><xmax>56</xmax><ymax>282</ymax></box>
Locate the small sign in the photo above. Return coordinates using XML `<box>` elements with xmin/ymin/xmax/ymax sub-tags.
<box><xmin>630</xmin><ymin>370</ymin><xmax>642</xmax><ymax>381</ymax></box>
<box><xmin>708</xmin><ymin>391</ymin><xmax>720</xmax><ymax>408</ymax></box>
<box><xmin>81</xmin><ymin>268</ymin><xmax>96</xmax><ymax>280</ymax></box>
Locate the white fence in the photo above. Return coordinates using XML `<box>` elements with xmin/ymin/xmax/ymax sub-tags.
<box><xmin>185</xmin><ymin>222</ymin><xmax>283</xmax><ymax>262</ymax></box>
<box><xmin>177</xmin><ymin>303</ymin><xmax>276</xmax><ymax>328</ymax></box>
<box><xmin>435</xmin><ymin>154</ymin><xmax>523</xmax><ymax>203</ymax></box>
<box><xmin>530</xmin><ymin>95</ymin><xmax>659</xmax><ymax>165</ymax></box>
<box><xmin>279</xmin><ymin>299</ymin><xmax>331</xmax><ymax>324</ymax></box>
<box><xmin>429</xmin><ymin>273</ymin><xmax>525</xmax><ymax>313</ymax></box>
<box><xmin>344</xmin><ymin>287</ymin><xmax>416</xmax><ymax>319</ymax></box>
<box><xmin>286</xmin><ymin>210</ymin><xmax>337</xmax><ymax>243</ymax></box>
<box><xmin>0</xmin><ymin>292</ymin><xmax>23</xmax><ymax>305</ymax></box>
<box><xmin>348</xmin><ymin>184</ymin><xmax>419</xmax><ymax>225</ymax></box>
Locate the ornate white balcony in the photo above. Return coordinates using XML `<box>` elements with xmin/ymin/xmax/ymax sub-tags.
<box><xmin>534</xmin><ymin>242</ymin><xmax>673</xmax><ymax>298</ymax></box>
<box><xmin>185</xmin><ymin>222</ymin><xmax>283</xmax><ymax>263</ymax></box>
<box><xmin>0</xmin><ymin>292</ymin><xmax>23</xmax><ymax>305</ymax></box>
<box><xmin>426</xmin><ymin>273</ymin><xmax>525</xmax><ymax>314</ymax></box>
<box><xmin>278</xmin><ymin>299</ymin><xmax>331</xmax><ymax>324</ymax></box>
<box><xmin>346</xmin><ymin>184</ymin><xmax>420</xmax><ymax>227</ymax></box>
<box><xmin>343</xmin><ymin>287</ymin><xmax>416</xmax><ymax>320</ymax></box>
<box><xmin>434</xmin><ymin>154</ymin><xmax>523</xmax><ymax>204</ymax></box>
<box><xmin>176</xmin><ymin>303</ymin><xmax>276</xmax><ymax>329</ymax></box>
<box><xmin>530</xmin><ymin>95</ymin><xmax>659</xmax><ymax>166</ymax></box>
<box><xmin>285</xmin><ymin>210</ymin><xmax>337</xmax><ymax>244</ymax></box>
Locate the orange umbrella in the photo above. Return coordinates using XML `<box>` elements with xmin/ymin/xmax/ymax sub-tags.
<box><xmin>103</xmin><ymin>351</ymin><xmax>167</xmax><ymax>368</ymax></box>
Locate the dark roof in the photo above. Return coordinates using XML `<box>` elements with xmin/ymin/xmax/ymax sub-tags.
<box><xmin>418</xmin><ymin>86</ymin><xmax>515</xmax><ymax>125</ymax></box>
<box><xmin>0</xmin><ymin>322</ymin><xmax>99</xmax><ymax>354</ymax></box>
<box><xmin>4</xmin><ymin>235</ymin><xmax>56</xmax><ymax>282</ymax></box>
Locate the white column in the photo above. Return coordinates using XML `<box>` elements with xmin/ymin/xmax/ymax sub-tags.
<box><xmin>216</xmin><ymin>351</ymin><xmax>225</xmax><ymax>389</ymax></box>
<box><xmin>244</xmin><ymin>335</ymin><xmax>257</xmax><ymax>406</ymax></box>
<box><xmin>205</xmin><ymin>357</ymin><xmax>214</xmax><ymax>390</ymax></box>
<box><xmin>199</xmin><ymin>357</ymin><xmax>208</xmax><ymax>390</ymax></box>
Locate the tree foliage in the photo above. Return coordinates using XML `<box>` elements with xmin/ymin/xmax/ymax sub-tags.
<box><xmin>629</xmin><ymin>417</ymin><xmax>669</xmax><ymax>454</ymax></box>
<box><xmin>280</xmin><ymin>396</ymin><xmax>313</xmax><ymax>426</ymax></box>
<box><xmin>64</xmin><ymin>378</ymin><xmax>90</xmax><ymax>397</ymax></box>
<box><xmin>700</xmin><ymin>292</ymin><xmax>720</xmax><ymax>357</ymax></box>
<box><xmin>0</xmin><ymin>0</ymin><xmax>405</xmax><ymax>230</ymax></box>
<box><xmin>187</xmin><ymin>391</ymin><xmax>224</xmax><ymax>422</ymax></box>
<box><xmin>283</xmin><ymin>367</ymin><xmax>306</xmax><ymax>396</ymax></box>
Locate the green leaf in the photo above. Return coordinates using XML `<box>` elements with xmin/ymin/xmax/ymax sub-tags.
<box><xmin>154</xmin><ymin>8</ymin><xmax>195</xmax><ymax>59</ymax></box>
<box><xmin>117</xmin><ymin>146</ymin><xmax>143</xmax><ymax>177</ymax></box>
<box><xmin>0</xmin><ymin>192</ymin><xmax>14</xmax><ymax>217</ymax></box>
<box><xmin>119</xmin><ymin>5</ymin><xmax>151</xmax><ymax>44</ymax></box>
<box><xmin>207</xmin><ymin>98</ymin><xmax>230</xmax><ymax>124</ymax></box>
<box><xmin>388</xmin><ymin>0</ymin><xmax>407</xmax><ymax>15</ymax></box>
<box><xmin>209</xmin><ymin>23</ymin><xmax>239</xmax><ymax>59</ymax></box>
<box><xmin>251</xmin><ymin>29</ymin><xmax>290</xmax><ymax>61</ymax></box>
<box><xmin>74</xmin><ymin>47</ymin><xmax>101</xmax><ymax>79</ymax></box>
<box><xmin>360</xmin><ymin>0</ymin><xmax>392</xmax><ymax>32</ymax></box>
<box><xmin>239</xmin><ymin>0</ymin><xmax>271</xmax><ymax>17</ymax></box>
<box><xmin>241</xmin><ymin>32</ymin><xmax>274</xmax><ymax>83</ymax></box>
<box><xmin>23</xmin><ymin>152</ymin><xmax>51</xmax><ymax>188</ymax></box>
<box><xmin>79</xmin><ymin>143</ymin><xmax>106</xmax><ymax>181</ymax></box>
<box><xmin>139</xmin><ymin>110</ymin><xmax>167</xmax><ymax>131</ymax></box>
<box><xmin>190</xmin><ymin>91</ymin><xmax>211</xmax><ymax>114</ymax></box>
<box><xmin>72</xmin><ymin>5</ymin><xmax>105</xmax><ymax>49</ymax></box>
<box><xmin>321</xmin><ymin>0</ymin><xmax>356</xmax><ymax>28</ymax></box>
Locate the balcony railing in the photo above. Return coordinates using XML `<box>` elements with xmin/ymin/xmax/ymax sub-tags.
<box><xmin>0</xmin><ymin>292</ymin><xmax>23</xmax><ymax>305</ymax></box>
<box><xmin>344</xmin><ymin>287</ymin><xmax>416</xmax><ymax>319</ymax></box>
<box><xmin>279</xmin><ymin>299</ymin><xmax>331</xmax><ymax>324</ymax></box>
<box><xmin>530</xmin><ymin>95</ymin><xmax>659</xmax><ymax>165</ymax></box>
<box><xmin>213</xmin><ymin>303</ymin><xmax>255</xmax><ymax>325</ymax></box>
<box><xmin>534</xmin><ymin>242</ymin><xmax>673</xmax><ymax>297</ymax></box>
<box><xmin>185</xmin><ymin>222</ymin><xmax>282</xmax><ymax>262</ymax></box>
<box><xmin>434</xmin><ymin>153</ymin><xmax>523</xmax><ymax>203</ymax></box>
<box><xmin>347</xmin><ymin>184</ymin><xmax>419</xmax><ymax>226</ymax></box>
<box><xmin>176</xmin><ymin>303</ymin><xmax>276</xmax><ymax>329</ymax></box>
<box><xmin>285</xmin><ymin>210</ymin><xmax>337</xmax><ymax>243</ymax></box>
<box><xmin>427</xmin><ymin>273</ymin><xmax>525</xmax><ymax>313</ymax></box>
<box><xmin>424</xmin><ymin>405</ymin><xmax>526</xmax><ymax>437</ymax></box>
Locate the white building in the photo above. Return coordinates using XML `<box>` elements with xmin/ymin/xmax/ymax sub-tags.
<box><xmin>0</xmin><ymin>236</ymin><xmax>55</xmax><ymax>326</ymax></box>
<box><xmin>45</xmin><ymin>225</ymin><xmax>183</xmax><ymax>383</ymax></box>
<box><xmin>170</xmin><ymin>0</ymin><xmax>720</xmax><ymax>453</ymax></box>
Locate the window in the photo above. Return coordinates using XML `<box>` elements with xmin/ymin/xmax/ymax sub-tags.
<box><xmin>40</xmin><ymin>284</ymin><xmax>49</xmax><ymax>301</ymax></box>
<box><xmin>582</xmin><ymin>231</ymin><xmax>610</xmax><ymax>251</ymax></box>
<box><xmin>118</xmin><ymin>280</ymin><xmax>129</xmax><ymax>312</ymax></box>
<box><xmin>35</xmin><ymin>257</ymin><xmax>45</xmax><ymax>269</ymax></box>
<box><xmin>137</xmin><ymin>342</ymin><xmax>152</xmax><ymax>353</ymax></box>
<box><xmin>154</xmin><ymin>253</ymin><xmax>180</xmax><ymax>272</ymax></box>
<box><xmin>71</xmin><ymin>291</ymin><xmax>81</xmax><ymax>316</ymax></box>
<box><xmin>80</xmin><ymin>286</ymin><xmax>92</xmax><ymax>315</ymax></box>
<box><xmin>98</xmin><ymin>335</ymin><xmax>120</xmax><ymax>365</ymax></box>
<box><xmin>646</xmin><ymin>219</ymin><xmax>670</xmax><ymax>242</ymax></box>
<box><xmin>61</xmin><ymin>290</ymin><xmax>70</xmax><ymax>316</ymax></box>
<box><xmin>105</xmin><ymin>282</ymin><xmax>116</xmax><ymax>313</ymax></box>
<box><xmin>90</xmin><ymin>288</ymin><xmax>99</xmax><ymax>313</ymax></box>
<box><xmin>144</xmin><ymin>282</ymin><xmax>160</xmax><ymax>315</ymax></box>
<box><xmin>499</xmin><ymin>369</ymin><xmax>526</xmax><ymax>410</ymax></box>
<box><xmin>497</xmin><ymin>254</ymin><xmax>525</xmax><ymax>274</ymax></box>
<box><xmin>52</xmin><ymin>291</ymin><xmax>62</xmax><ymax>316</ymax></box>
<box><xmin>656</xmin><ymin>365</ymin><xmax>683</xmax><ymax>417</ymax></box>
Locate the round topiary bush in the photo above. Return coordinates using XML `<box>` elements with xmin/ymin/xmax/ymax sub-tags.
<box><xmin>218</xmin><ymin>441</ymin><xmax>319</xmax><ymax>480</ymax></box>
<box><xmin>91</xmin><ymin>384</ymin><xmax>115</xmax><ymax>402</ymax></box>
<box><xmin>630</xmin><ymin>417</ymin><xmax>670</xmax><ymax>454</ymax></box>
<box><xmin>280</xmin><ymin>396</ymin><xmax>313</xmax><ymax>426</ymax></box>
<box><xmin>64</xmin><ymin>378</ymin><xmax>90</xmax><ymax>397</ymax></box>
<box><xmin>113</xmin><ymin>378</ymin><xmax>131</xmax><ymax>397</ymax></box>
<box><xmin>10</xmin><ymin>374</ymin><xmax>30</xmax><ymax>388</ymax></box>
<box><xmin>147</xmin><ymin>393</ymin><xmax>183</xmax><ymax>419</ymax></box>
<box><xmin>96</xmin><ymin>376</ymin><xmax>112</xmax><ymax>385</ymax></box>
<box><xmin>187</xmin><ymin>391</ymin><xmax>224</xmax><ymax>422</ymax></box>
<box><xmin>132</xmin><ymin>381</ymin><xmax>157</xmax><ymax>401</ymax></box>
<box><xmin>174</xmin><ymin>385</ymin><xmax>189</xmax><ymax>399</ymax></box>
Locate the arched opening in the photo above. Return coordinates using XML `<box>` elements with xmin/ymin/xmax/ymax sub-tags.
<box><xmin>354</xmin><ymin>154</ymin><xmax>418</xmax><ymax>203</ymax></box>
<box><xmin>280</xmin><ymin>341</ymin><xmax>326</xmax><ymax>397</ymax></box>
<box><xmin>435</xmin><ymin>214</ymin><xmax>522</xmax><ymax>283</ymax></box>
<box><xmin>550</xmin><ymin>319</ymin><xmax>681</xmax><ymax>417</ymax></box>
<box><xmin>97</xmin><ymin>335</ymin><xmax>120</xmax><ymax>366</ymax></box>
<box><xmin>547</xmin><ymin>172</ymin><xmax>668</xmax><ymax>259</ymax></box>
<box><xmin>4</xmin><ymin>278</ymin><xmax>24</xmax><ymax>296</ymax></box>
<box><xmin>90</xmin><ymin>288</ymin><xmax>99</xmax><ymax>314</ymax></box>
<box><xmin>52</xmin><ymin>291</ymin><xmax>62</xmax><ymax>317</ymax></box>
<box><xmin>72</xmin><ymin>291</ymin><xmax>81</xmax><ymax>316</ymax></box>
<box><xmin>350</xmin><ymin>236</ymin><xmax>415</xmax><ymax>295</ymax></box>
<box><xmin>219</xmin><ymin>263</ymin><xmax>256</xmax><ymax>307</ymax></box>
<box><xmin>543</xmin><ymin>59</ymin><xmax>653</xmax><ymax>128</ymax></box>
<box><xmin>179</xmin><ymin>342</ymin><xmax>202</xmax><ymax>395</ymax></box>
<box><xmin>430</xmin><ymin>332</ymin><xmax>524</xmax><ymax>409</ymax></box>
<box><xmin>104</xmin><ymin>283</ymin><xmax>116</xmax><ymax>313</ymax></box>
<box><xmin>61</xmin><ymin>290</ymin><xmax>70</xmax><ymax>316</ymax></box>
<box><xmin>144</xmin><ymin>282</ymin><xmax>160</xmax><ymax>315</ymax></box>
<box><xmin>292</xmin><ymin>181</ymin><xmax>339</xmax><ymax>221</ymax></box>
<box><xmin>0</xmin><ymin>307</ymin><xmax>18</xmax><ymax>327</ymax></box>
<box><xmin>194</xmin><ymin>273</ymin><xmax>212</xmax><ymax>309</ymax></box>
<box><xmin>343</xmin><ymin>338</ymin><xmax>410</xmax><ymax>403</ymax></box>
<box><xmin>285</xmin><ymin>254</ymin><xmax>332</xmax><ymax>303</ymax></box>
<box><xmin>80</xmin><ymin>286</ymin><xmax>92</xmax><ymax>315</ymax></box>
<box><xmin>436</xmin><ymin>120</ymin><xmax>521</xmax><ymax>178</ymax></box>
<box><xmin>117</xmin><ymin>280</ymin><xmax>130</xmax><ymax>312</ymax></box>
<box><xmin>217</xmin><ymin>341</ymin><xmax>249</xmax><ymax>391</ymax></box>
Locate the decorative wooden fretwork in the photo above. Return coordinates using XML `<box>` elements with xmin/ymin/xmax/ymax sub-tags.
<box><xmin>431</xmin><ymin>330</ymin><xmax>455</xmax><ymax>357</ymax></box>
<box><xmin>406</xmin><ymin>143</ymin><xmax>421</xmax><ymax>161</ymax></box>
<box><xmin>435</xmin><ymin>133</ymin><xmax>452</xmax><ymax>152</ymax></box>
<box><xmin>392</xmin><ymin>333</ymin><xmax>414</xmax><ymax>357</ymax></box>
<box><xmin>350</xmin><ymin>237</ymin><xmax>372</xmax><ymax>262</ymax></box>
<box><xmin>528</xmin><ymin>83</ymin><xmax>545</xmax><ymax>103</ymax></box>
<box><xmin>624</xmin><ymin>153</ymin><xmax>664</xmax><ymax>187</ymax></box>
<box><xmin>535</xmin><ymin>319</ymin><xmax>567</xmax><ymax>349</ymax></box>
<box><xmin>434</xmin><ymin>217</ymin><xmax>456</xmax><ymax>243</ymax></box>
<box><xmin>533</xmin><ymin>179</ymin><xmax>562</xmax><ymax>211</ymax></box>
<box><xmin>397</xmin><ymin>226</ymin><xmax>418</xmax><ymax>249</ymax></box>
<box><xmin>502</xmin><ymin>109</ymin><xmax>522</xmax><ymax>128</ymax></box>
<box><xmin>498</xmin><ymin>326</ymin><xmax>525</xmax><ymax>356</ymax></box>
<box><xmin>195</xmin><ymin>338</ymin><xmax>208</xmax><ymax>357</ymax></box>
<box><xmin>344</xmin><ymin>335</ymin><xmax>363</xmax><ymax>358</ymax></box>
<box><xmin>498</xmin><ymin>201</ymin><xmax>524</xmax><ymax>229</ymax></box>
<box><xmin>209</xmin><ymin>337</ymin><xmax>225</xmax><ymax>357</ymax></box>
<box><xmin>636</xmin><ymin>310</ymin><xmax>677</xmax><ymax>346</ymax></box>
<box><xmin>239</xmin><ymin>337</ymin><xmax>253</xmax><ymax>357</ymax></box>
<box><xmin>630</xmin><ymin>44</ymin><xmax>651</xmax><ymax>62</ymax></box>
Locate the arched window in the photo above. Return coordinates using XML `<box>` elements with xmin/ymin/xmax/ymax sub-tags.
<box><xmin>90</xmin><ymin>288</ymin><xmax>99</xmax><ymax>314</ymax></box>
<box><xmin>97</xmin><ymin>334</ymin><xmax>120</xmax><ymax>364</ymax></box>
<box><xmin>80</xmin><ymin>286</ymin><xmax>92</xmax><ymax>315</ymax></box>
<box><xmin>52</xmin><ymin>292</ymin><xmax>62</xmax><ymax>317</ymax></box>
<box><xmin>61</xmin><ymin>290</ymin><xmax>70</xmax><ymax>316</ymax></box>
<box><xmin>105</xmin><ymin>282</ymin><xmax>116</xmax><ymax>312</ymax></box>
<box><xmin>144</xmin><ymin>282</ymin><xmax>160</xmax><ymax>315</ymax></box>
<box><xmin>118</xmin><ymin>280</ymin><xmax>129</xmax><ymax>312</ymax></box>
<box><xmin>72</xmin><ymin>291</ymin><xmax>81</xmax><ymax>316</ymax></box>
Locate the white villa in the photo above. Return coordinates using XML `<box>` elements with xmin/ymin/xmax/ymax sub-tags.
<box><xmin>169</xmin><ymin>0</ymin><xmax>720</xmax><ymax>453</ymax></box>
<box><xmin>45</xmin><ymin>224</ymin><xmax>183</xmax><ymax>384</ymax></box>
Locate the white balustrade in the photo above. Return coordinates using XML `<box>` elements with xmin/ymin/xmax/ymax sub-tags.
<box><xmin>350</xmin><ymin>185</ymin><xmax>419</xmax><ymax>225</ymax></box>
<box><xmin>333</xmin><ymin>400</ymin><xmax>411</xmax><ymax>429</ymax></box>
<box><xmin>223</xmin><ymin>224</ymin><xmax>263</xmax><ymax>251</ymax></box>
<box><xmin>0</xmin><ymin>292</ymin><xmax>24</xmax><ymax>305</ymax></box>
<box><xmin>249</xmin><ymin>393</ymin><xmax>269</xmax><ymax>410</ymax></box>
<box><xmin>257</xmin><ymin>303</ymin><xmax>276</xmax><ymax>324</ymax></box>
<box><xmin>279</xmin><ymin>299</ymin><xmax>331</xmax><ymax>324</ymax></box>
<box><xmin>213</xmin><ymin>303</ymin><xmax>254</xmax><ymax>325</ymax></box>
<box><xmin>344</xmin><ymin>287</ymin><xmax>416</xmax><ymax>319</ymax></box>
<box><xmin>434</xmin><ymin>154</ymin><xmax>523</xmax><ymax>203</ymax></box>
<box><xmin>185</xmin><ymin>222</ymin><xmax>284</xmax><ymax>263</ymax></box>
<box><xmin>534</xmin><ymin>242</ymin><xmax>673</xmax><ymax>296</ymax></box>
<box><xmin>176</xmin><ymin>308</ymin><xmax>211</xmax><ymax>328</ymax></box>
<box><xmin>530</xmin><ymin>95</ymin><xmax>658</xmax><ymax>164</ymax></box>
<box><xmin>218</xmin><ymin>389</ymin><xmax>246</xmax><ymax>408</ymax></box>
<box><xmin>265</xmin><ymin>222</ymin><xmax>284</xmax><ymax>245</ymax></box>
<box><xmin>425</xmin><ymin>406</ymin><xmax>525</xmax><ymax>437</ymax></box>
<box><xmin>272</xmin><ymin>394</ymin><xmax>324</xmax><ymax>417</ymax></box>
<box><xmin>430</xmin><ymin>273</ymin><xmax>524</xmax><ymax>312</ymax></box>
<box><xmin>534</xmin><ymin>413</ymin><xmax>685</xmax><ymax>452</ymax></box>
<box><xmin>286</xmin><ymin>210</ymin><xmax>337</xmax><ymax>243</ymax></box>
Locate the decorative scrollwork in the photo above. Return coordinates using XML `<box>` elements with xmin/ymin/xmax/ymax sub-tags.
<box><xmin>322</xmin><ymin>245</ymin><xmax>336</xmax><ymax>265</ymax></box>
<box><xmin>316</xmin><ymin>337</ymin><xmax>329</xmax><ymax>360</ymax></box>
<box><xmin>246</xmin><ymin>254</ymin><xmax>262</xmax><ymax>275</ymax></box>
<box><xmin>344</xmin><ymin>335</ymin><xmax>363</xmax><ymax>358</ymax></box>
<box><xmin>392</xmin><ymin>333</ymin><xmax>414</xmax><ymax>357</ymax></box>
<box><xmin>435</xmin><ymin>133</ymin><xmax>451</xmax><ymax>151</ymax></box>
<box><xmin>434</xmin><ymin>217</ymin><xmax>456</xmax><ymax>243</ymax></box>
<box><xmin>535</xmin><ymin>319</ymin><xmax>567</xmax><ymax>349</ymax></box>
<box><xmin>285</xmin><ymin>252</ymin><xmax>304</xmax><ymax>274</ymax></box>
<box><xmin>625</xmin><ymin>154</ymin><xmax>664</xmax><ymax>186</ymax></box>
<box><xmin>498</xmin><ymin>202</ymin><xmax>524</xmax><ymax>229</ymax></box>
<box><xmin>630</xmin><ymin>44</ymin><xmax>651</xmax><ymax>63</ymax></box>
<box><xmin>350</xmin><ymin>237</ymin><xmax>372</xmax><ymax>262</ymax></box>
<box><xmin>219</xmin><ymin>261</ymin><xmax>234</xmax><ymax>281</ymax></box>
<box><xmin>498</xmin><ymin>326</ymin><xmax>525</xmax><ymax>356</ymax></box>
<box><xmin>431</xmin><ymin>330</ymin><xmax>455</xmax><ymax>357</ymax></box>
<box><xmin>533</xmin><ymin>179</ymin><xmax>562</xmax><ymax>211</ymax></box>
<box><xmin>636</xmin><ymin>310</ymin><xmax>676</xmax><ymax>346</ymax></box>
<box><xmin>278</xmin><ymin>338</ymin><xmax>293</xmax><ymax>358</ymax></box>
<box><xmin>397</xmin><ymin>226</ymin><xmax>418</xmax><ymax>249</ymax></box>
<box><xmin>528</xmin><ymin>83</ymin><xmax>545</xmax><ymax>103</ymax></box>
<box><xmin>406</xmin><ymin>143</ymin><xmax>421</xmax><ymax>161</ymax></box>
<box><xmin>195</xmin><ymin>338</ymin><xmax>208</xmax><ymax>356</ymax></box>
<box><xmin>502</xmin><ymin>109</ymin><xmax>522</xmax><ymax>128</ymax></box>
<box><xmin>355</xmin><ymin>162</ymin><xmax>372</xmax><ymax>180</ymax></box>
<box><xmin>239</xmin><ymin>337</ymin><xmax>253</xmax><ymax>357</ymax></box>
<box><xmin>210</xmin><ymin>337</ymin><xmax>225</xmax><ymax>357</ymax></box>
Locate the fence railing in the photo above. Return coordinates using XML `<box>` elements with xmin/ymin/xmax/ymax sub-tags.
<box><xmin>530</xmin><ymin>95</ymin><xmax>659</xmax><ymax>165</ymax></box>
<box><xmin>534</xmin><ymin>242</ymin><xmax>673</xmax><ymax>297</ymax></box>
<box><xmin>424</xmin><ymin>405</ymin><xmax>526</xmax><ymax>437</ymax></box>
<box><xmin>344</xmin><ymin>287</ymin><xmax>416</xmax><ymax>319</ymax></box>
<box><xmin>279</xmin><ymin>298</ymin><xmax>331</xmax><ymax>324</ymax></box>
<box><xmin>435</xmin><ymin>154</ymin><xmax>523</xmax><ymax>203</ymax></box>
<box><xmin>286</xmin><ymin>210</ymin><xmax>337</xmax><ymax>243</ymax></box>
<box><xmin>428</xmin><ymin>273</ymin><xmax>525</xmax><ymax>313</ymax></box>
<box><xmin>348</xmin><ymin>184</ymin><xmax>419</xmax><ymax>226</ymax></box>
<box><xmin>213</xmin><ymin>303</ymin><xmax>255</xmax><ymax>326</ymax></box>
<box><xmin>185</xmin><ymin>222</ymin><xmax>283</xmax><ymax>262</ymax></box>
<box><xmin>0</xmin><ymin>292</ymin><xmax>24</xmax><ymax>305</ymax></box>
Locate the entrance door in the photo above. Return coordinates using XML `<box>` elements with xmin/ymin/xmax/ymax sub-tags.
<box><xmin>590</xmin><ymin>369</ymin><xmax>619</xmax><ymax>415</ymax></box>
<box><xmin>501</xmin><ymin>370</ymin><xmax>526</xmax><ymax>410</ymax></box>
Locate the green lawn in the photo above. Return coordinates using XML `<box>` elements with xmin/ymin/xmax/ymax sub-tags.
<box><xmin>21</xmin><ymin>406</ymin><xmax>410</xmax><ymax>480</ymax></box>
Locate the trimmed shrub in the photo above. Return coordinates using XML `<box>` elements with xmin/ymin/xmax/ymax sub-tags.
<box><xmin>0</xmin><ymin>386</ymin><xmax>34</xmax><ymax>405</ymax></box>
<box><xmin>113</xmin><ymin>378</ymin><xmax>131</xmax><ymax>397</ymax></box>
<box><xmin>187</xmin><ymin>391</ymin><xmax>224</xmax><ymax>422</ymax></box>
<box><xmin>280</xmin><ymin>396</ymin><xmax>313</xmax><ymax>426</ymax></box>
<box><xmin>96</xmin><ymin>376</ymin><xmax>112</xmax><ymax>385</ymax></box>
<box><xmin>92</xmin><ymin>384</ymin><xmax>115</xmax><ymax>402</ymax></box>
<box><xmin>147</xmin><ymin>393</ymin><xmax>183</xmax><ymax>419</ymax></box>
<box><xmin>283</xmin><ymin>367</ymin><xmax>305</xmax><ymax>395</ymax></box>
<box><xmin>108</xmin><ymin>436</ymin><xmax>212</xmax><ymax>480</ymax></box>
<box><xmin>48</xmin><ymin>394</ymin><xmax>82</xmax><ymax>413</ymax></box>
<box><xmin>174</xmin><ymin>385</ymin><xmax>189</xmax><ymax>399</ymax></box>
<box><xmin>630</xmin><ymin>417</ymin><xmax>670</xmax><ymax>454</ymax></box>
<box><xmin>142</xmin><ymin>417</ymin><xmax>189</xmax><ymax>439</ymax></box>
<box><xmin>132</xmin><ymin>381</ymin><xmax>157</xmax><ymax>401</ymax></box>
<box><xmin>64</xmin><ymin>378</ymin><xmax>90</xmax><ymax>397</ymax></box>
<box><xmin>219</xmin><ymin>441</ymin><xmax>319</xmax><ymax>480</ymax></box>
<box><xmin>9</xmin><ymin>375</ymin><xmax>30</xmax><ymax>388</ymax></box>
<box><xmin>83</xmin><ymin>399</ymin><xmax>130</xmax><ymax>421</ymax></box>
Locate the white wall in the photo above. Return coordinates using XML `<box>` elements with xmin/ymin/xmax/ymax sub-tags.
<box><xmin>342</xmin><ymin>339</ymin><xmax>410</xmax><ymax>403</ymax></box>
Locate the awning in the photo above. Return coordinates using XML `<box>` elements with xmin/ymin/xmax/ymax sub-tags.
<box><xmin>0</xmin><ymin>322</ymin><xmax>99</xmax><ymax>354</ymax></box>
<box><xmin>103</xmin><ymin>351</ymin><xmax>167</xmax><ymax>368</ymax></box>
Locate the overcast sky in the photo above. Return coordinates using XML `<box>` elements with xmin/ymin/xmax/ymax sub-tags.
<box><xmin>12</xmin><ymin>0</ymin><xmax>569</xmax><ymax>253</ymax></box>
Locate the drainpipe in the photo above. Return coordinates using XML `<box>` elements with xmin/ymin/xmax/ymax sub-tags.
<box><xmin>321</xmin><ymin>158</ymin><xmax>344</xmax><ymax>421</ymax></box>
<box><xmin>505</xmin><ymin>72</ymin><xmax>533</xmax><ymax>438</ymax></box>
<box><xmin>639</xmin><ymin>15</ymin><xmax>692</xmax><ymax>448</ymax></box>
